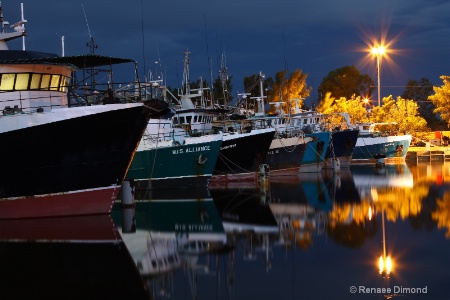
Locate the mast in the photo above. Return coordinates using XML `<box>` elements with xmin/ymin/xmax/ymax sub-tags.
<box><xmin>250</xmin><ymin>72</ymin><xmax>266</xmax><ymax>117</ymax></box>
<box><xmin>0</xmin><ymin>2</ymin><xmax>27</xmax><ymax>51</ymax></box>
<box><xmin>219</xmin><ymin>52</ymin><xmax>229</xmax><ymax>109</ymax></box>
<box><xmin>19</xmin><ymin>3</ymin><xmax>26</xmax><ymax>50</ymax></box>
<box><xmin>181</xmin><ymin>49</ymin><xmax>191</xmax><ymax>96</ymax></box>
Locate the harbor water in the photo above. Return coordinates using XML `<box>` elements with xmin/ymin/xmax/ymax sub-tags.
<box><xmin>1</xmin><ymin>162</ymin><xmax>450</xmax><ymax>299</ymax></box>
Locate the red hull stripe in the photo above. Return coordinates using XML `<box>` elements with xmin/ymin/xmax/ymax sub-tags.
<box><xmin>0</xmin><ymin>188</ymin><xmax>118</xmax><ymax>219</ymax></box>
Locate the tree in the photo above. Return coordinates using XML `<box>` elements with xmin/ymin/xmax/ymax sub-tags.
<box><xmin>317</xmin><ymin>93</ymin><xmax>369</xmax><ymax>126</ymax></box>
<box><xmin>401</xmin><ymin>78</ymin><xmax>437</xmax><ymax>127</ymax></box>
<box><xmin>269</xmin><ymin>69</ymin><xmax>312</xmax><ymax>114</ymax></box>
<box><xmin>318</xmin><ymin>65</ymin><xmax>374</xmax><ymax>102</ymax></box>
<box><xmin>428</xmin><ymin>75</ymin><xmax>450</xmax><ymax>127</ymax></box>
<box><xmin>317</xmin><ymin>94</ymin><xmax>428</xmax><ymax>136</ymax></box>
<box><xmin>370</xmin><ymin>96</ymin><xmax>428</xmax><ymax>134</ymax></box>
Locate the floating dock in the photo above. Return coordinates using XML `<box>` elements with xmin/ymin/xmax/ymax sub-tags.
<box><xmin>405</xmin><ymin>149</ymin><xmax>450</xmax><ymax>163</ymax></box>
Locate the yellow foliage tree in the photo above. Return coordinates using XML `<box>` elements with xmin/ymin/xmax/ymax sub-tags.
<box><xmin>370</xmin><ymin>96</ymin><xmax>428</xmax><ymax>134</ymax></box>
<box><xmin>317</xmin><ymin>93</ymin><xmax>369</xmax><ymax>128</ymax></box>
<box><xmin>428</xmin><ymin>75</ymin><xmax>450</xmax><ymax>126</ymax></box>
<box><xmin>269</xmin><ymin>69</ymin><xmax>312</xmax><ymax>114</ymax></box>
<box><xmin>318</xmin><ymin>93</ymin><xmax>427</xmax><ymax>135</ymax></box>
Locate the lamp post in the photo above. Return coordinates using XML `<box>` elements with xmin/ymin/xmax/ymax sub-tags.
<box><xmin>371</xmin><ymin>46</ymin><xmax>385</xmax><ymax>106</ymax></box>
<box><xmin>364</xmin><ymin>98</ymin><xmax>370</xmax><ymax>121</ymax></box>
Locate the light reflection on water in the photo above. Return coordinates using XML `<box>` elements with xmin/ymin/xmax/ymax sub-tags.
<box><xmin>1</xmin><ymin>162</ymin><xmax>450</xmax><ymax>299</ymax></box>
<box><xmin>113</xmin><ymin>162</ymin><xmax>450</xmax><ymax>299</ymax></box>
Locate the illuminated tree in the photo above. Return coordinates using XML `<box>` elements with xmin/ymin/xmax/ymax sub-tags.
<box><xmin>428</xmin><ymin>75</ymin><xmax>450</xmax><ymax>127</ymax></box>
<box><xmin>269</xmin><ymin>69</ymin><xmax>312</xmax><ymax>114</ymax></box>
<box><xmin>370</xmin><ymin>96</ymin><xmax>428</xmax><ymax>134</ymax></box>
<box><xmin>316</xmin><ymin>93</ymin><xmax>370</xmax><ymax>128</ymax></box>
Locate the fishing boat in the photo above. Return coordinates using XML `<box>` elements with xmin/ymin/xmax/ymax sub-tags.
<box><xmin>0</xmin><ymin>4</ymin><xmax>153</xmax><ymax>219</ymax></box>
<box><xmin>164</xmin><ymin>52</ymin><xmax>275</xmax><ymax>182</ymax></box>
<box><xmin>211</xmin><ymin>119</ymin><xmax>276</xmax><ymax>181</ymax></box>
<box><xmin>351</xmin><ymin>122</ymin><xmax>412</xmax><ymax>163</ymax></box>
<box><xmin>256</xmin><ymin>114</ymin><xmax>313</xmax><ymax>176</ymax></box>
<box><xmin>261</xmin><ymin>102</ymin><xmax>331</xmax><ymax>173</ymax></box>
<box><xmin>323</xmin><ymin>129</ymin><xmax>360</xmax><ymax>168</ymax></box>
<box><xmin>232</xmin><ymin>76</ymin><xmax>314</xmax><ymax>176</ymax></box>
<box><xmin>125</xmin><ymin>103</ymin><xmax>223</xmax><ymax>190</ymax></box>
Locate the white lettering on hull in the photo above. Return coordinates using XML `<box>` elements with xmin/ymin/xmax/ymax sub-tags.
<box><xmin>172</xmin><ymin>146</ymin><xmax>211</xmax><ymax>155</ymax></box>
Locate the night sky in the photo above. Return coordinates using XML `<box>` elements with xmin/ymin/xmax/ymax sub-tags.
<box><xmin>3</xmin><ymin>0</ymin><xmax>450</xmax><ymax>105</ymax></box>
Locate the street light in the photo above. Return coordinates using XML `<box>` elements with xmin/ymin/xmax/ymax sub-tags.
<box><xmin>371</xmin><ymin>46</ymin><xmax>386</xmax><ymax>106</ymax></box>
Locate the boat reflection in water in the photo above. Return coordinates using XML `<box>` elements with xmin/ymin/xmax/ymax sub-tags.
<box><xmin>210</xmin><ymin>183</ymin><xmax>279</xmax><ymax>271</ymax></box>
<box><xmin>0</xmin><ymin>215</ymin><xmax>149</xmax><ymax>300</ymax></box>
<box><xmin>110</xmin><ymin>162</ymin><xmax>450</xmax><ymax>299</ymax></box>
<box><xmin>268</xmin><ymin>173</ymin><xmax>333</xmax><ymax>250</ymax></box>
<box><xmin>112</xmin><ymin>188</ymin><xmax>229</xmax><ymax>298</ymax></box>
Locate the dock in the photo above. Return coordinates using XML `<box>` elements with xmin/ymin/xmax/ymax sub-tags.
<box><xmin>406</xmin><ymin>146</ymin><xmax>450</xmax><ymax>163</ymax></box>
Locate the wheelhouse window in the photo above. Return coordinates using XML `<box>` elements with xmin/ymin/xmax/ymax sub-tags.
<box><xmin>0</xmin><ymin>73</ymin><xmax>15</xmax><ymax>90</ymax></box>
<box><xmin>50</xmin><ymin>75</ymin><xmax>61</xmax><ymax>91</ymax></box>
<box><xmin>15</xmin><ymin>73</ymin><xmax>30</xmax><ymax>90</ymax></box>
<box><xmin>30</xmin><ymin>74</ymin><xmax>42</xmax><ymax>90</ymax></box>
<box><xmin>0</xmin><ymin>73</ymin><xmax>70</xmax><ymax>91</ymax></box>
<box><xmin>41</xmin><ymin>74</ymin><xmax>51</xmax><ymax>90</ymax></box>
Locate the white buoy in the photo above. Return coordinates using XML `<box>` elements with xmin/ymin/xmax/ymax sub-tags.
<box><xmin>121</xmin><ymin>179</ymin><xmax>135</xmax><ymax>206</ymax></box>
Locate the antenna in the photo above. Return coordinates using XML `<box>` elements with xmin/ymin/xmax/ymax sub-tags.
<box><xmin>140</xmin><ymin>0</ymin><xmax>146</xmax><ymax>81</ymax></box>
<box><xmin>81</xmin><ymin>2</ymin><xmax>98</xmax><ymax>93</ymax></box>
<box><xmin>219</xmin><ymin>51</ymin><xmax>229</xmax><ymax>108</ymax></box>
<box><xmin>81</xmin><ymin>2</ymin><xmax>98</xmax><ymax>54</ymax></box>
<box><xmin>61</xmin><ymin>36</ymin><xmax>65</xmax><ymax>57</ymax></box>
<box><xmin>204</xmin><ymin>14</ymin><xmax>214</xmax><ymax>103</ymax></box>
<box><xmin>9</xmin><ymin>2</ymin><xmax>27</xmax><ymax>50</ymax></box>
<box><xmin>81</xmin><ymin>2</ymin><xmax>91</xmax><ymax>39</ymax></box>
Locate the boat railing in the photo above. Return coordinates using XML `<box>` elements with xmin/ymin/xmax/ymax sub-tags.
<box><xmin>0</xmin><ymin>90</ymin><xmax>70</xmax><ymax>115</ymax></box>
<box><xmin>142</xmin><ymin>129</ymin><xmax>199</xmax><ymax>144</ymax></box>
<box><xmin>0</xmin><ymin>80</ymin><xmax>147</xmax><ymax>116</ymax></box>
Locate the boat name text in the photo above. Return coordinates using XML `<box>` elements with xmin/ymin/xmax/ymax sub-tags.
<box><xmin>221</xmin><ymin>144</ymin><xmax>237</xmax><ymax>151</ymax></box>
<box><xmin>172</xmin><ymin>146</ymin><xmax>210</xmax><ymax>154</ymax></box>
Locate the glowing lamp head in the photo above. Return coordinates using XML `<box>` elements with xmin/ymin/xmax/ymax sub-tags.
<box><xmin>371</xmin><ymin>46</ymin><xmax>386</xmax><ymax>55</ymax></box>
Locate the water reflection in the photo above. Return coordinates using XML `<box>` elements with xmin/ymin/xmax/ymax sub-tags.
<box><xmin>113</xmin><ymin>162</ymin><xmax>450</xmax><ymax>299</ymax></box>
<box><xmin>0</xmin><ymin>215</ymin><xmax>149</xmax><ymax>299</ymax></box>
<box><xmin>112</xmin><ymin>188</ymin><xmax>229</xmax><ymax>299</ymax></box>
<box><xmin>6</xmin><ymin>162</ymin><xmax>450</xmax><ymax>299</ymax></box>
